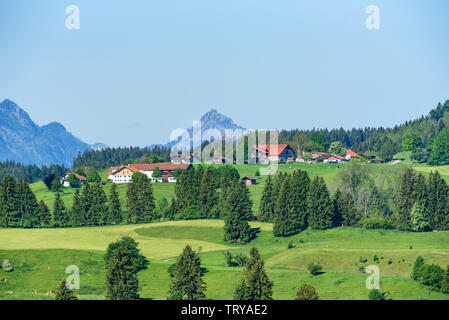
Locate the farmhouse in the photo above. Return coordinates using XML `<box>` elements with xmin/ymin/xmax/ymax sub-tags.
<box><xmin>242</xmin><ymin>176</ymin><xmax>257</xmax><ymax>185</ymax></box>
<box><xmin>108</xmin><ymin>163</ymin><xmax>192</xmax><ymax>183</ymax></box>
<box><xmin>345</xmin><ymin>149</ymin><xmax>360</xmax><ymax>160</ymax></box>
<box><xmin>254</xmin><ymin>144</ymin><xmax>295</xmax><ymax>163</ymax></box>
<box><xmin>60</xmin><ymin>173</ymin><xmax>86</xmax><ymax>187</ymax></box>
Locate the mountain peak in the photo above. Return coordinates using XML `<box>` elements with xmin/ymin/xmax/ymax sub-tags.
<box><xmin>199</xmin><ymin>109</ymin><xmax>245</xmax><ymax>131</ymax></box>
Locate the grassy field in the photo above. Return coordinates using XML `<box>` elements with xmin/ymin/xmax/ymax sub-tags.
<box><xmin>6</xmin><ymin>160</ymin><xmax>449</xmax><ymax>300</ymax></box>
<box><xmin>1</xmin><ymin>220</ymin><xmax>449</xmax><ymax>300</ymax></box>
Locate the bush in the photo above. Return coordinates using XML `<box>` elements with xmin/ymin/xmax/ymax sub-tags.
<box><xmin>308</xmin><ymin>262</ymin><xmax>323</xmax><ymax>275</ymax></box>
<box><xmin>167</xmin><ymin>263</ymin><xmax>176</xmax><ymax>277</ymax></box>
<box><xmin>420</xmin><ymin>264</ymin><xmax>444</xmax><ymax>289</ymax></box>
<box><xmin>288</xmin><ymin>242</ymin><xmax>295</xmax><ymax>249</ymax></box>
<box><xmin>360</xmin><ymin>256</ymin><xmax>368</xmax><ymax>263</ymax></box>
<box><xmin>360</xmin><ymin>217</ymin><xmax>393</xmax><ymax>230</ymax></box>
<box><xmin>369</xmin><ymin>289</ymin><xmax>391</xmax><ymax>300</ymax></box>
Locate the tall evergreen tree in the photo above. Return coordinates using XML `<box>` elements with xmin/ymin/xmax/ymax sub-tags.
<box><xmin>259</xmin><ymin>175</ymin><xmax>275</xmax><ymax>221</ymax></box>
<box><xmin>412</xmin><ymin>256</ymin><xmax>425</xmax><ymax>280</ymax></box>
<box><xmin>108</xmin><ymin>183</ymin><xmax>123</xmax><ymax>224</ymax></box>
<box><xmin>136</xmin><ymin>174</ymin><xmax>156</xmax><ymax>223</ymax></box>
<box><xmin>17</xmin><ymin>178</ymin><xmax>39</xmax><ymax>228</ymax></box>
<box><xmin>38</xmin><ymin>200</ymin><xmax>52</xmax><ymax>227</ymax></box>
<box><xmin>0</xmin><ymin>175</ymin><xmax>20</xmax><ymax>227</ymax></box>
<box><xmin>87</xmin><ymin>183</ymin><xmax>108</xmax><ymax>225</ymax></box>
<box><xmin>334</xmin><ymin>190</ymin><xmax>360</xmax><ymax>226</ymax></box>
<box><xmin>307</xmin><ymin>177</ymin><xmax>335</xmax><ymax>230</ymax></box>
<box><xmin>126</xmin><ymin>176</ymin><xmax>139</xmax><ymax>223</ymax></box>
<box><xmin>273</xmin><ymin>176</ymin><xmax>294</xmax><ymax>237</ymax></box>
<box><xmin>198</xmin><ymin>168</ymin><xmax>218</xmax><ymax>218</ymax></box>
<box><xmin>53</xmin><ymin>192</ymin><xmax>69</xmax><ymax>227</ymax></box>
<box><xmin>441</xmin><ymin>266</ymin><xmax>449</xmax><ymax>294</ymax></box>
<box><xmin>234</xmin><ymin>248</ymin><xmax>273</xmax><ymax>300</ymax></box>
<box><xmin>55</xmin><ymin>279</ymin><xmax>78</xmax><ymax>300</ymax></box>
<box><xmin>427</xmin><ymin>171</ymin><xmax>449</xmax><ymax>230</ymax></box>
<box><xmin>169</xmin><ymin>245</ymin><xmax>206</xmax><ymax>300</ymax></box>
<box><xmin>71</xmin><ymin>188</ymin><xmax>83</xmax><ymax>226</ymax></box>
<box><xmin>218</xmin><ymin>167</ymin><xmax>234</xmax><ymax>217</ymax></box>
<box><xmin>223</xmin><ymin>180</ymin><xmax>254</xmax><ymax>243</ymax></box>
<box><xmin>105</xmin><ymin>246</ymin><xmax>140</xmax><ymax>300</ymax></box>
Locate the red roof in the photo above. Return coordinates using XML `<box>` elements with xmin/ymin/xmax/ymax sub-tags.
<box><xmin>128</xmin><ymin>163</ymin><xmax>191</xmax><ymax>172</ymax></box>
<box><xmin>74</xmin><ymin>173</ymin><xmax>86</xmax><ymax>181</ymax></box>
<box><xmin>363</xmin><ymin>153</ymin><xmax>376</xmax><ymax>157</ymax></box>
<box><xmin>346</xmin><ymin>149</ymin><xmax>360</xmax><ymax>157</ymax></box>
<box><xmin>255</xmin><ymin>144</ymin><xmax>290</xmax><ymax>156</ymax></box>
<box><xmin>243</xmin><ymin>176</ymin><xmax>256</xmax><ymax>180</ymax></box>
<box><xmin>108</xmin><ymin>166</ymin><xmax>121</xmax><ymax>174</ymax></box>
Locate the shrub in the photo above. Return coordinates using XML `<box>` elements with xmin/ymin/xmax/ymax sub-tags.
<box><xmin>167</xmin><ymin>263</ymin><xmax>176</xmax><ymax>277</ymax></box>
<box><xmin>369</xmin><ymin>289</ymin><xmax>391</xmax><ymax>300</ymax></box>
<box><xmin>233</xmin><ymin>253</ymin><xmax>248</xmax><ymax>267</ymax></box>
<box><xmin>420</xmin><ymin>264</ymin><xmax>444</xmax><ymax>289</ymax></box>
<box><xmin>360</xmin><ymin>256</ymin><xmax>368</xmax><ymax>263</ymax></box>
<box><xmin>308</xmin><ymin>262</ymin><xmax>323</xmax><ymax>275</ymax></box>
<box><xmin>288</xmin><ymin>242</ymin><xmax>295</xmax><ymax>249</ymax></box>
<box><xmin>360</xmin><ymin>217</ymin><xmax>393</xmax><ymax>230</ymax></box>
<box><xmin>294</xmin><ymin>284</ymin><xmax>319</xmax><ymax>300</ymax></box>
<box><xmin>373</xmin><ymin>255</ymin><xmax>379</xmax><ymax>263</ymax></box>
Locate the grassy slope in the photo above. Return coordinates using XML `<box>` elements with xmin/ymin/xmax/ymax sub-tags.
<box><xmin>1</xmin><ymin>220</ymin><xmax>449</xmax><ymax>300</ymax></box>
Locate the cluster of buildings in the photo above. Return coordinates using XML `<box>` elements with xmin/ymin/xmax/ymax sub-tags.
<box><xmin>107</xmin><ymin>163</ymin><xmax>192</xmax><ymax>184</ymax></box>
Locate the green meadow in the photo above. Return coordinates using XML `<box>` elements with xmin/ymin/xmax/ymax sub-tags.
<box><xmin>3</xmin><ymin>159</ymin><xmax>449</xmax><ymax>300</ymax></box>
<box><xmin>1</xmin><ymin>220</ymin><xmax>449</xmax><ymax>300</ymax></box>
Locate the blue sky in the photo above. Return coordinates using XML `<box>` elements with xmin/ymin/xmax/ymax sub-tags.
<box><xmin>1</xmin><ymin>0</ymin><xmax>448</xmax><ymax>147</ymax></box>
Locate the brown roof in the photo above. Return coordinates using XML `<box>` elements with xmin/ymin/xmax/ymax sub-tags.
<box><xmin>108</xmin><ymin>166</ymin><xmax>121</xmax><ymax>174</ymax></box>
<box><xmin>254</xmin><ymin>144</ymin><xmax>290</xmax><ymax>156</ymax></box>
<box><xmin>363</xmin><ymin>153</ymin><xmax>376</xmax><ymax>157</ymax></box>
<box><xmin>346</xmin><ymin>149</ymin><xmax>360</xmax><ymax>157</ymax></box>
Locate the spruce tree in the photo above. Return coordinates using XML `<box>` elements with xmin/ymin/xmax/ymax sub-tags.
<box><xmin>410</xmin><ymin>202</ymin><xmax>429</xmax><ymax>232</ymax></box>
<box><xmin>55</xmin><ymin>279</ymin><xmax>78</xmax><ymax>300</ymax></box>
<box><xmin>335</xmin><ymin>191</ymin><xmax>360</xmax><ymax>226</ymax></box>
<box><xmin>294</xmin><ymin>284</ymin><xmax>319</xmax><ymax>300</ymax></box>
<box><xmin>71</xmin><ymin>188</ymin><xmax>83</xmax><ymax>226</ymax></box>
<box><xmin>169</xmin><ymin>245</ymin><xmax>206</xmax><ymax>300</ymax></box>
<box><xmin>234</xmin><ymin>248</ymin><xmax>272</xmax><ymax>300</ymax></box>
<box><xmin>87</xmin><ymin>183</ymin><xmax>108</xmax><ymax>225</ymax></box>
<box><xmin>412</xmin><ymin>256</ymin><xmax>425</xmax><ymax>280</ymax></box>
<box><xmin>199</xmin><ymin>168</ymin><xmax>218</xmax><ymax>218</ymax></box>
<box><xmin>427</xmin><ymin>171</ymin><xmax>449</xmax><ymax>230</ymax></box>
<box><xmin>0</xmin><ymin>175</ymin><xmax>20</xmax><ymax>227</ymax></box>
<box><xmin>289</xmin><ymin>169</ymin><xmax>310</xmax><ymax>231</ymax></box>
<box><xmin>17</xmin><ymin>178</ymin><xmax>39</xmax><ymax>228</ymax></box>
<box><xmin>126</xmin><ymin>178</ymin><xmax>139</xmax><ymax>223</ymax></box>
<box><xmin>136</xmin><ymin>174</ymin><xmax>156</xmax><ymax>223</ymax></box>
<box><xmin>273</xmin><ymin>176</ymin><xmax>293</xmax><ymax>237</ymax></box>
<box><xmin>223</xmin><ymin>180</ymin><xmax>254</xmax><ymax>243</ymax></box>
<box><xmin>259</xmin><ymin>175</ymin><xmax>275</xmax><ymax>221</ymax></box>
<box><xmin>108</xmin><ymin>183</ymin><xmax>123</xmax><ymax>224</ymax></box>
<box><xmin>218</xmin><ymin>167</ymin><xmax>234</xmax><ymax>218</ymax></box>
<box><xmin>307</xmin><ymin>177</ymin><xmax>335</xmax><ymax>230</ymax></box>
<box><xmin>105</xmin><ymin>236</ymin><xmax>148</xmax><ymax>272</ymax></box>
<box><xmin>52</xmin><ymin>192</ymin><xmax>70</xmax><ymax>227</ymax></box>
<box><xmin>38</xmin><ymin>200</ymin><xmax>52</xmax><ymax>227</ymax></box>
<box><xmin>105</xmin><ymin>246</ymin><xmax>140</xmax><ymax>300</ymax></box>
<box><xmin>441</xmin><ymin>266</ymin><xmax>449</xmax><ymax>293</ymax></box>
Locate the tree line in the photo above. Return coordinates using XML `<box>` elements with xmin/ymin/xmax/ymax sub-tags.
<box><xmin>72</xmin><ymin>146</ymin><xmax>171</xmax><ymax>170</ymax></box>
<box><xmin>0</xmin><ymin>160</ymin><xmax>66</xmax><ymax>184</ymax></box>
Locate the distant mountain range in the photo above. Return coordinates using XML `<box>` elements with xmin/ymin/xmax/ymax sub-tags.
<box><xmin>156</xmin><ymin>109</ymin><xmax>247</xmax><ymax>150</ymax></box>
<box><xmin>0</xmin><ymin>99</ymin><xmax>107</xmax><ymax>166</ymax></box>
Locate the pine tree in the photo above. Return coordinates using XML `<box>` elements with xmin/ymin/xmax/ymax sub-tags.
<box><xmin>441</xmin><ymin>266</ymin><xmax>449</xmax><ymax>293</ymax></box>
<box><xmin>17</xmin><ymin>178</ymin><xmax>39</xmax><ymax>228</ymax></box>
<box><xmin>55</xmin><ymin>279</ymin><xmax>78</xmax><ymax>300</ymax></box>
<box><xmin>108</xmin><ymin>183</ymin><xmax>123</xmax><ymax>224</ymax></box>
<box><xmin>234</xmin><ymin>248</ymin><xmax>272</xmax><ymax>300</ymax></box>
<box><xmin>38</xmin><ymin>200</ymin><xmax>52</xmax><ymax>227</ymax></box>
<box><xmin>410</xmin><ymin>202</ymin><xmax>429</xmax><ymax>232</ymax></box>
<box><xmin>71</xmin><ymin>188</ymin><xmax>83</xmax><ymax>226</ymax></box>
<box><xmin>273</xmin><ymin>176</ymin><xmax>293</xmax><ymax>237</ymax></box>
<box><xmin>0</xmin><ymin>175</ymin><xmax>20</xmax><ymax>227</ymax></box>
<box><xmin>198</xmin><ymin>168</ymin><xmax>218</xmax><ymax>218</ymax></box>
<box><xmin>412</xmin><ymin>256</ymin><xmax>425</xmax><ymax>280</ymax></box>
<box><xmin>218</xmin><ymin>167</ymin><xmax>234</xmax><ymax>218</ymax></box>
<box><xmin>307</xmin><ymin>177</ymin><xmax>335</xmax><ymax>230</ymax></box>
<box><xmin>136</xmin><ymin>174</ymin><xmax>156</xmax><ymax>223</ymax></box>
<box><xmin>53</xmin><ymin>192</ymin><xmax>69</xmax><ymax>227</ymax></box>
<box><xmin>289</xmin><ymin>169</ymin><xmax>310</xmax><ymax>231</ymax></box>
<box><xmin>87</xmin><ymin>183</ymin><xmax>108</xmax><ymax>225</ymax></box>
<box><xmin>259</xmin><ymin>175</ymin><xmax>275</xmax><ymax>221</ymax></box>
<box><xmin>427</xmin><ymin>171</ymin><xmax>449</xmax><ymax>230</ymax></box>
<box><xmin>223</xmin><ymin>181</ymin><xmax>254</xmax><ymax>243</ymax></box>
<box><xmin>105</xmin><ymin>236</ymin><xmax>148</xmax><ymax>272</ymax></box>
<box><xmin>334</xmin><ymin>190</ymin><xmax>360</xmax><ymax>226</ymax></box>
<box><xmin>294</xmin><ymin>284</ymin><xmax>319</xmax><ymax>300</ymax></box>
<box><xmin>126</xmin><ymin>179</ymin><xmax>139</xmax><ymax>223</ymax></box>
<box><xmin>169</xmin><ymin>245</ymin><xmax>206</xmax><ymax>300</ymax></box>
<box><xmin>105</xmin><ymin>246</ymin><xmax>140</xmax><ymax>300</ymax></box>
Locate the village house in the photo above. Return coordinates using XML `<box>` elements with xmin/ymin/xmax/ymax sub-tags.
<box><xmin>242</xmin><ymin>176</ymin><xmax>257</xmax><ymax>185</ymax></box>
<box><xmin>60</xmin><ymin>173</ymin><xmax>86</xmax><ymax>187</ymax></box>
<box><xmin>345</xmin><ymin>149</ymin><xmax>361</xmax><ymax>160</ymax></box>
<box><xmin>254</xmin><ymin>144</ymin><xmax>295</xmax><ymax>163</ymax></box>
<box><xmin>108</xmin><ymin>163</ymin><xmax>192</xmax><ymax>183</ymax></box>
